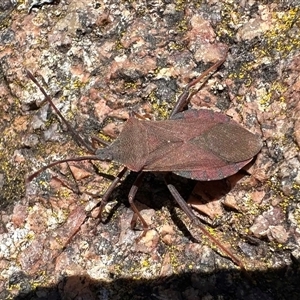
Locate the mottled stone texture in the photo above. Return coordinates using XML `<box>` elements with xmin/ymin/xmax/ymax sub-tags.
<box><xmin>0</xmin><ymin>1</ymin><xmax>299</xmax><ymax>299</ymax></box>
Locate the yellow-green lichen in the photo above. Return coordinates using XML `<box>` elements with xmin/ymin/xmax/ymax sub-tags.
<box><xmin>146</xmin><ymin>83</ymin><xmax>177</xmax><ymax>119</ymax></box>
<box><xmin>56</xmin><ymin>188</ymin><xmax>72</xmax><ymax>199</ymax></box>
<box><xmin>166</xmin><ymin>245</ymin><xmax>180</xmax><ymax>273</ymax></box>
<box><xmin>168</xmin><ymin>41</ymin><xmax>185</xmax><ymax>51</ymax></box>
<box><xmin>228</xmin><ymin>61</ymin><xmax>255</xmax><ymax>88</ymax></box>
<box><xmin>124</xmin><ymin>82</ymin><xmax>138</xmax><ymax>90</ymax></box>
<box><xmin>258</xmin><ymin>8</ymin><xmax>300</xmax><ymax>58</ymax></box>
<box><xmin>151</xmin><ymin>101</ymin><xmax>172</xmax><ymax>119</ymax></box>
<box><xmin>140</xmin><ymin>258</ymin><xmax>150</xmax><ymax>268</ymax></box>
<box><xmin>176</xmin><ymin>19</ymin><xmax>189</xmax><ymax>33</ymax></box>
<box><xmin>25</xmin><ymin>232</ymin><xmax>35</xmax><ymax>241</ymax></box>
<box><xmin>216</xmin><ymin>2</ymin><xmax>241</xmax><ymax>38</ymax></box>
<box><xmin>0</xmin><ymin>133</ymin><xmax>26</xmax><ymax>207</ymax></box>
<box><xmin>217</xmin><ymin>4</ymin><xmax>299</xmax><ymax>116</ymax></box>
<box><xmin>114</xmin><ymin>38</ymin><xmax>125</xmax><ymax>51</ymax></box>
<box><xmin>258</xmin><ymin>81</ymin><xmax>288</xmax><ymax>111</ymax></box>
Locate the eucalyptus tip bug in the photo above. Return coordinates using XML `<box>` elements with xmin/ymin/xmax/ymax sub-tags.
<box><xmin>26</xmin><ymin>52</ymin><xmax>262</xmax><ymax>269</ymax></box>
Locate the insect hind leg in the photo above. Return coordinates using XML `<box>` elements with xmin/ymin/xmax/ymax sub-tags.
<box><xmin>164</xmin><ymin>175</ymin><xmax>244</xmax><ymax>269</ymax></box>
<box><xmin>127</xmin><ymin>172</ymin><xmax>149</xmax><ymax>239</ymax></box>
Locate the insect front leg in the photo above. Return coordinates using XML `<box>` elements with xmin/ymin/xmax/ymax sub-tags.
<box><xmin>91</xmin><ymin>136</ymin><xmax>110</xmax><ymax>148</ymax></box>
<box><xmin>170</xmin><ymin>55</ymin><xmax>227</xmax><ymax>118</ymax></box>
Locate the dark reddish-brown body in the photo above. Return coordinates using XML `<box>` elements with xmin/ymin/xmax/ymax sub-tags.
<box><xmin>96</xmin><ymin>109</ymin><xmax>262</xmax><ymax>180</ymax></box>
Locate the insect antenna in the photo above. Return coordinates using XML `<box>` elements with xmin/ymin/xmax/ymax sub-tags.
<box><xmin>26</xmin><ymin>70</ymin><xmax>96</xmax><ymax>154</ymax></box>
<box><xmin>26</xmin><ymin>71</ymin><xmax>105</xmax><ymax>183</ymax></box>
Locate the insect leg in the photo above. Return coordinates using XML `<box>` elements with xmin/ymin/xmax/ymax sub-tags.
<box><xmin>164</xmin><ymin>176</ymin><xmax>244</xmax><ymax>269</ymax></box>
<box><xmin>170</xmin><ymin>54</ymin><xmax>227</xmax><ymax>118</ymax></box>
<box><xmin>97</xmin><ymin>167</ymin><xmax>128</xmax><ymax>222</ymax></box>
<box><xmin>127</xmin><ymin>172</ymin><xmax>149</xmax><ymax>237</ymax></box>
<box><xmin>164</xmin><ymin>178</ymin><xmax>201</xmax><ymax>225</ymax></box>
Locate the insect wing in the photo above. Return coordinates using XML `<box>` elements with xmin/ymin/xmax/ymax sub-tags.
<box><xmin>142</xmin><ymin>109</ymin><xmax>262</xmax><ymax>180</ymax></box>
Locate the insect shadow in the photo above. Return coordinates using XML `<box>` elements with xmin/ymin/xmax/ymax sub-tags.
<box><xmin>100</xmin><ymin>170</ymin><xmax>199</xmax><ymax>244</ymax></box>
<box><xmin>26</xmin><ymin>50</ymin><xmax>262</xmax><ymax>269</ymax></box>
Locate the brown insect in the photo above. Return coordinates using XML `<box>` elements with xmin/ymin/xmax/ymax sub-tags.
<box><xmin>27</xmin><ymin>52</ymin><xmax>262</xmax><ymax>268</ymax></box>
